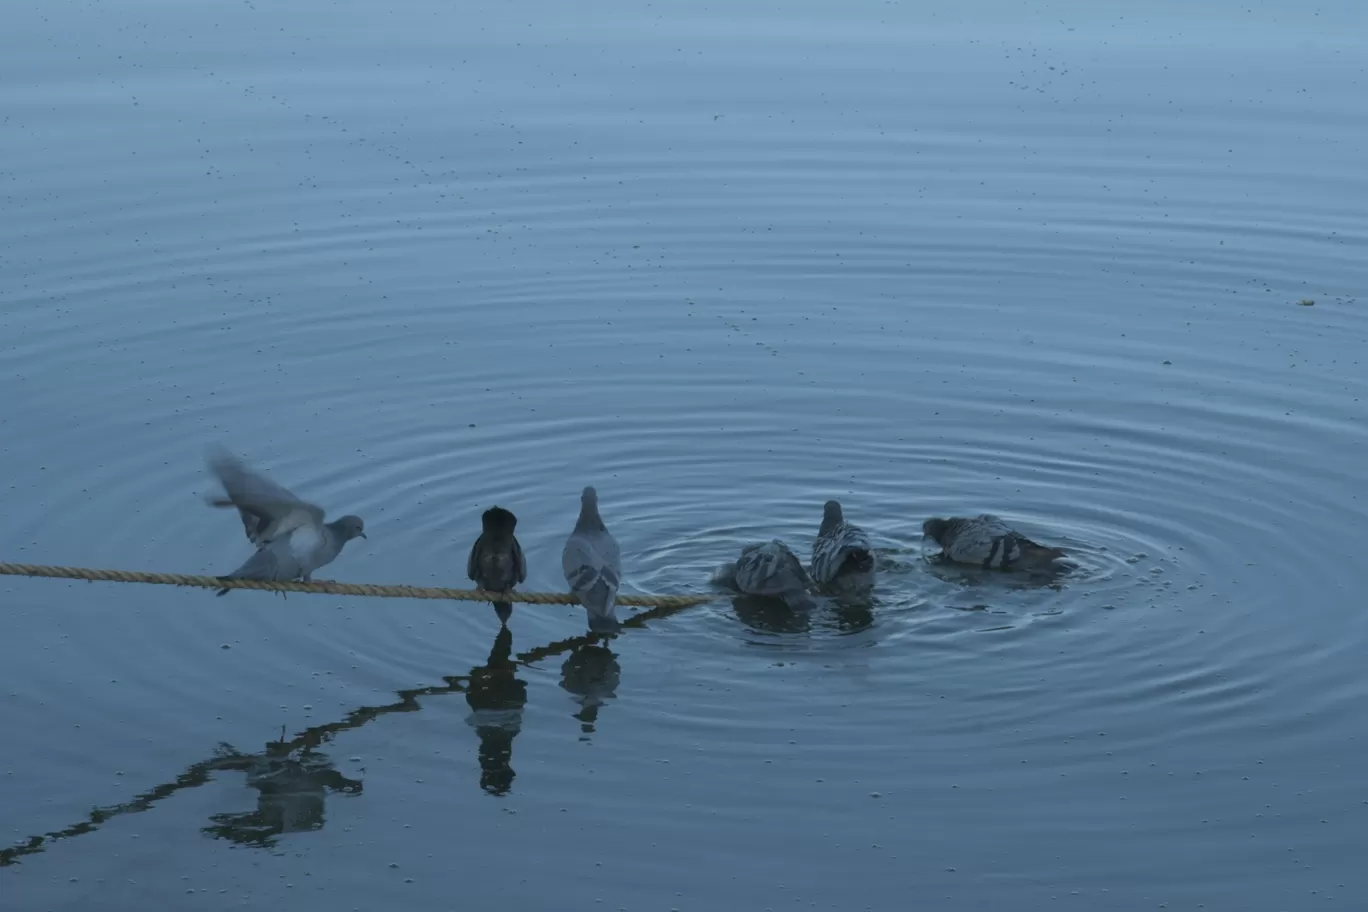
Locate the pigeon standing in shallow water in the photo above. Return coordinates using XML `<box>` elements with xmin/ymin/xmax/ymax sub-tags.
<box><xmin>713</xmin><ymin>540</ymin><xmax>817</xmax><ymax>610</ymax></box>
<box><xmin>467</xmin><ymin>507</ymin><xmax>527</xmax><ymax>625</ymax></box>
<box><xmin>810</xmin><ymin>500</ymin><xmax>875</xmax><ymax>591</ymax></box>
<box><xmin>561</xmin><ymin>487</ymin><xmax>622</xmax><ymax>634</ymax></box>
<box><xmin>921</xmin><ymin>514</ymin><xmax>1065</xmax><ymax>571</ymax></box>
<box><xmin>206</xmin><ymin>447</ymin><xmax>366</xmax><ymax>596</ymax></box>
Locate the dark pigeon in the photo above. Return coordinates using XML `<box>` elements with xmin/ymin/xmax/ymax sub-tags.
<box><xmin>467</xmin><ymin>506</ymin><xmax>527</xmax><ymax>625</ymax></box>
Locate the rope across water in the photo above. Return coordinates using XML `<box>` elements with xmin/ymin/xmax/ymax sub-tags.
<box><xmin>0</xmin><ymin>561</ymin><xmax>715</xmax><ymax>609</ymax></box>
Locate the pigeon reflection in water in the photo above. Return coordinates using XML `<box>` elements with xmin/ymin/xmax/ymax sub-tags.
<box><xmin>201</xmin><ymin>742</ymin><xmax>362</xmax><ymax>847</ymax></box>
<box><xmin>730</xmin><ymin>593</ymin><xmax>814</xmax><ymax>634</ymax></box>
<box><xmin>463</xmin><ymin>626</ymin><xmax>528</xmax><ymax>796</ymax></box>
<box><xmin>559</xmin><ymin>641</ymin><xmax>621</xmax><ymax>737</ymax></box>
<box><xmin>729</xmin><ymin>592</ymin><xmax>876</xmax><ymax>636</ymax></box>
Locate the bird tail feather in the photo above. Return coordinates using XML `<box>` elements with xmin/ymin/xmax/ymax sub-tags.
<box><xmin>583</xmin><ymin>580</ymin><xmax>620</xmax><ymax>633</ymax></box>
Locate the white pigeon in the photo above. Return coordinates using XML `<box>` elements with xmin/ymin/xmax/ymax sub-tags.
<box><xmin>810</xmin><ymin>500</ymin><xmax>875</xmax><ymax>590</ymax></box>
<box><xmin>561</xmin><ymin>486</ymin><xmax>623</xmax><ymax>634</ymax></box>
<box><xmin>713</xmin><ymin>540</ymin><xmax>817</xmax><ymax>610</ymax></box>
<box><xmin>921</xmin><ymin>514</ymin><xmax>1065</xmax><ymax>571</ymax></box>
<box><xmin>206</xmin><ymin>446</ymin><xmax>365</xmax><ymax>595</ymax></box>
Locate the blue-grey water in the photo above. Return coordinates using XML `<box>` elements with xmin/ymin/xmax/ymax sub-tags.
<box><xmin>2</xmin><ymin>0</ymin><xmax>1366</xmax><ymax>908</ymax></box>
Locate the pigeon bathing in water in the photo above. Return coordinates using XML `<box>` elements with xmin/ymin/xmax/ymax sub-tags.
<box><xmin>810</xmin><ymin>500</ymin><xmax>875</xmax><ymax>590</ymax></box>
<box><xmin>206</xmin><ymin>447</ymin><xmax>366</xmax><ymax>596</ymax></box>
<box><xmin>561</xmin><ymin>486</ymin><xmax>623</xmax><ymax>635</ymax></box>
<box><xmin>468</xmin><ymin>506</ymin><xmax>527</xmax><ymax>625</ymax></box>
<box><xmin>713</xmin><ymin>540</ymin><xmax>817</xmax><ymax>611</ymax></box>
<box><xmin>921</xmin><ymin>514</ymin><xmax>1065</xmax><ymax>572</ymax></box>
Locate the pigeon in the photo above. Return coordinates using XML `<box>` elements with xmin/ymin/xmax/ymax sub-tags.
<box><xmin>921</xmin><ymin>514</ymin><xmax>1065</xmax><ymax>571</ymax></box>
<box><xmin>206</xmin><ymin>446</ymin><xmax>366</xmax><ymax>596</ymax></box>
<box><xmin>713</xmin><ymin>540</ymin><xmax>817</xmax><ymax>610</ymax></box>
<box><xmin>810</xmin><ymin>500</ymin><xmax>875</xmax><ymax>590</ymax></box>
<box><xmin>467</xmin><ymin>506</ymin><xmax>527</xmax><ymax>625</ymax></box>
<box><xmin>561</xmin><ymin>486</ymin><xmax>622</xmax><ymax>634</ymax></box>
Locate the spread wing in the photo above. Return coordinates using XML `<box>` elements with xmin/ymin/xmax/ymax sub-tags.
<box><xmin>206</xmin><ymin>446</ymin><xmax>325</xmax><ymax>546</ymax></box>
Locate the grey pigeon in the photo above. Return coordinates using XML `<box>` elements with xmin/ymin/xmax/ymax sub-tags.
<box><xmin>467</xmin><ymin>506</ymin><xmax>527</xmax><ymax>625</ymax></box>
<box><xmin>922</xmin><ymin>514</ymin><xmax>1065</xmax><ymax>571</ymax></box>
<box><xmin>810</xmin><ymin>500</ymin><xmax>875</xmax><ymax>590</ymax></box>
<box><xmin>561</xmin><ymin>486</ymin><xmax>622</xmax><ymax>634</ymax></box>
<box><xmin>713</xmin><ymin>540</ymin><xmax>817</xmax><ymax>610</ymax></box>
<box><xmin>206</xmin><ymin>446</ymin><xmax>366</xmax><ymax>596</ymax></box>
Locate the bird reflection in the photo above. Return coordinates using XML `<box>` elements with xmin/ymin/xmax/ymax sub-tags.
<box><xmin>730</xmin><ymin>591</ymin><xmax>876</xmax><ymax>636</ymax></box>
<box><xmin>201</xmin><ymin>741</ymin><xmax>362</xmax><ymax>847</ymax></box>
<box><xmin>828</xmin><ymin>597</ymin><xmax>876</xmax><ymax>634</ymax></box>
<box><xmin>2</xmin><ymin>594</ymin><xmax>710</xmax><ymax>868</ymax></box>
<box><xmin>559</xmin><ymin>640</ymin><xmax>621</xmax><ymax>737</ymax></box>
<box><xmin>463</xmin><ymin>625</ymin><xmax>528</xmax><ymax>795</ymax></box>
<box><xmin>922</xmin><ymin>552</ymin><xmax>1070</xmax><ymax>591</ymax></box>
<box><xmin>730</xmin><ymin>594</ymin><xmax>813</xmax><ymax>634</ymax></box>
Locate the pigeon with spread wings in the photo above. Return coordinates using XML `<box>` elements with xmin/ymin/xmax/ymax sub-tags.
<box><xmin>206</xmin><ymin>446</ymin><xmax>365</xmax><ymax>596</ymax></box>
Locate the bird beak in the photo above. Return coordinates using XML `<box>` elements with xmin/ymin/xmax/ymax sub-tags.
<box><xmin>359</xmin><ymin>532</ymin><xmax>368</xmax><ymax>539</ymax></box>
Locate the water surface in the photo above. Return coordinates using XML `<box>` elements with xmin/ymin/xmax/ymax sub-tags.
<box><xmin>2</xmin><ymin>0</ymin><xmax>1366</xmax><ymax>908</ymax></box>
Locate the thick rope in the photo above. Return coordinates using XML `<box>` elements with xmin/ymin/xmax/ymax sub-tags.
<box><xmin>0</xmin><ymin>561</ymin><xmax>714</xmax><ymax>609</ymax></box>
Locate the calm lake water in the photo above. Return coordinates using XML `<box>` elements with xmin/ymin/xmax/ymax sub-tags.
<box><xmin>2</xmin><ymin>0</ymin><xmax>1366</xmax><ymax>908</ymax></box>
